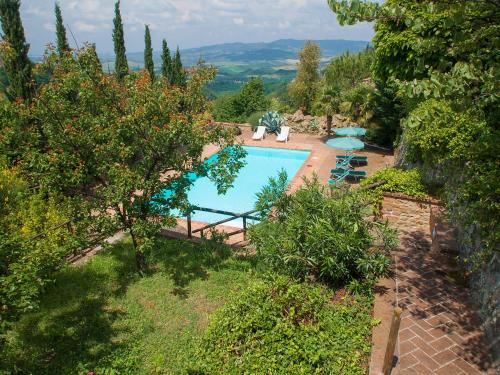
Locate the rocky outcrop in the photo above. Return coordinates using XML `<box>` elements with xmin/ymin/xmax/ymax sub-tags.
<box><xmin>283</xmin><ymin>110</ymin><xmax>355</xmax><ymax>136</ymax></box>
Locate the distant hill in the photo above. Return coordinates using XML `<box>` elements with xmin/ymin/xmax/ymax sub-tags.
<box><xmin>31</xmin><ymin>39</ymin><xmax>370</xmax><ymax>97</ymax></box>
<box><xmin>122</xmin><ymin>39</ymin><xmax>370</xmax><ymax>67</ymax></box>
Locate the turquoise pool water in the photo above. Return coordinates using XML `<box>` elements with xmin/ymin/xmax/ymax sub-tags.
<box><xmin>176</xmin><ymin>146</ymin><xmax>310</xmax><ymax>227</ymax></box>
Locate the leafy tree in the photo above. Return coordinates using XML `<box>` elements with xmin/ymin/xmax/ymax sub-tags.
<box><xmin>161</xmin><ymin>39</ymin><xmax>172</xmax><ymax>83</ymax></box>
<box><xmin>0</xmin><ymin>0</ymin><xmax>33</xmax><ymax>101</ymax></box>
<box><xmin>144</xmin><ymin>25</ymin><xmax>154</xmax><ymax>80</ymax></box>
<box><xmin>288</xmin><ymin>41</ymin><xmax>321</xmax><ymax>114</ymax></box>
<box><xmin>233</xmin><ymin>77</ymin><xmax>268</xmax><ymax>119</ymax></box>
<box><xmin>1</xmin><ymin>47</ymin><xmax>245</xmax><ymax>272</ymax></box>
<box><xmin>112</xmin><ymin>0</ymin><xmax>128</xmax><ymax>80</ymax></box>
<box><xmin>315</xmin><ymin>48</ymin><xmax>373</xmax><ymax>135</ymax></box>
<box><xmin>171</xmin><ymin>46</ymin><xmax>186</xmax><ymax>87</ymax></box>
<box><xmin>211</xmin><ymin>77</ymin><xmax>269</xmax><ymax>123</ymax></box>
<box><xmin>327</xmin><ymin>0</ymin><xmax>499</xmax><ymax>326</ymax></box>
<box><xmin>54</xmin><ymin>2</ymin><xmax>70</xmax><ymax>57</ymax></box>
<box><xmin>211</xmin><ymin>93</ymin><xmax>239</xmax><ymax>122</ymax></box>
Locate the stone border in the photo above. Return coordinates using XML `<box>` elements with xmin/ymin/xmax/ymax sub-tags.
<box><xmin>382</xmin><ymin>191</ymin><xmax>442</xmax><ymax>206</ymax></box>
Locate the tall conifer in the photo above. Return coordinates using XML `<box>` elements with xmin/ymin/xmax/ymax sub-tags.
<box><xmin>113</xmin><ymin>0</ymin><xmax>128</xmax><ymax>80</ymax></box>
<box><xmin>172</xmin><ymin>47</ymin><xmax>185</xmax><ymax>87</ymax></box>
<box><xmin>0</xmin><ymin>0</ymin><xmax>33</xmax><ymax>101</ymax></box>
<box><xmin>161</xmin><ymin>39</ymin><xmax>172</xmax><ymax>83</ymax></box>
<box><xmin>144</xmin><ymin>25</ymin><xmax>154</xmax><ymax>81</ymax></box>
<box><xmin>54</xmin><ymin>2</ymin><xmax>70</xmax><ymax>56</ymax></box>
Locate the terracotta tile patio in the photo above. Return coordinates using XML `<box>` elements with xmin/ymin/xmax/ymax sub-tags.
<box><xmin>373</xmin><ymin>197</ymin><xmax>495</xmax><ymax>375</ymax></box>
<box><xmin>235</xmin><ymin>125</ymin><xmax>394</xmax><ymax>191</ymax></box>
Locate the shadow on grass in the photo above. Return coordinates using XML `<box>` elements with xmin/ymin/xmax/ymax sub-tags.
<box><xmin>1</xmin><ymin>241</ymin><xmax>139</xmax><ymax>374</ymax></box>
<box><xmin>150</xmin><ymin>238</ymin><xmax>256</xmax><ymax>299</ymax></box>
<box><xmin>1</xmin><ymin>238</ymin><xmax>259</xmax><ymax>374</ymax></box>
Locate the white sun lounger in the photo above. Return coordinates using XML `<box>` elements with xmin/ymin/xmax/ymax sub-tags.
<box><xmin>252</xmin><ymin>126</ymin><xmax>266</xmax><ymax>140</ymax></box>
<box><xmin>276</xmin><ymin>126</ymin><xmax>290</xmax><ymax>142</ymax></box>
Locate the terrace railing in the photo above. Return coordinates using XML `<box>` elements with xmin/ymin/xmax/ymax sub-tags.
<box><xmin>186</xmin><ymin>206</ymin><xmax>261</xmax><ymax>239</ymax></box>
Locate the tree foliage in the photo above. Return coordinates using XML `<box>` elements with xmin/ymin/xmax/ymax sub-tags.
<box><xmin>0</xmin><ymin>46</ymin><xmax>245</xmax><ymax>273</ymax></box>
<box><xmin>161</xmin><ymin>39</ymin><xmax>172</xmax><ymax>84</ymax></box>
<box><xmin>212</xmin><ymin>77</ymin><xmax>269</xmax><ymax>123</ymax></box>
<box><xmin>327</xmin><ymin>0</ymin><xmax>499</xmax><ymax>264</ymax></box>
<box><xmin>143</xmin><ymin>25</ymin><xmax>154</xmax><ymax>81</ymax></box>
<box><xmin>0</xmin><ymin>168</ymin><xmax>86</xmax><ymax>334</ymax></box>
<box><xmin>0</xmin><ymin>0</ymin><xmax>33</xmax><ymax>101</ymax></box>
<box><xmin>54</xmin><ymin>2</ymin><xmax>70</xmax><ymax>57</ymax></box>
<box><xmin>171</xmin><ymin>47</ymin><xmax>186</xmax><ymax>87</ymax></box>
<box><xmin>112</xmin><ymin>0</ymin><xmax>128</xmax><ymax>80</ymax></box>
<box><xmin>288</xmin><ymin>41</ymin><xmax>321</xmax><ymax>114</ymax></box>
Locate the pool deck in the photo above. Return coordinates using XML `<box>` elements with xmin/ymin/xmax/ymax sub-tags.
<box><xmin>165</xmin><ymin>127</ymin><xmax>394</xmax><ymax>245</ymax></box>
<box><xmin>207</xmin><ymin>126</ymin><xmax>394</xmax><ymax>192</ymax></box>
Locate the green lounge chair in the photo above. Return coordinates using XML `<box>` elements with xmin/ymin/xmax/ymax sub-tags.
<box><xmin>336</xmin><ymin>156</ymin><xmax>353</xmax><ymax>168</ymax></box>
<box><xmin>329</xmin><ymin>169</ymin><xmax>349</xmax><ymax>185</ymax></box>
<box><xmin>336</xmin><ymin>155</ymin><xmax>368</xmax><ymax>165</ymax></box>
<box><xmin>331</xmin><ymin>168</ymin><xmax>367</xmax><ymax>181</ymax></box>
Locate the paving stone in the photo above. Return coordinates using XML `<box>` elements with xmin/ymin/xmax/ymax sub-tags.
<box><xmin>411</xmin><ymin>324</ymin><xmax>437</xmax><ymax>343</ymax></box>
<box><xmin>411</xmin><ymin>336</ymin><xmax>438</xmax><ymax>357</ymax></box>
<box><xmin>453</xmin><ymin>358</ymin><xmax>484</xmax><ymax>375</ymax></box>
<box><xmin>412</xmin><ymin>348</ymin><xmax>441</xmax><ymax>371</ymax></box>
<box><xmin>432</xmin><ymin>349</ymin><xmax>458</xmax><ymax>366</ymax></box>
<box><xmin>399</xmin><ymin>328</ymin><xmax>416</xmax><ymax>342</ymax></box>
<box><xmin>399</xmin><ymin>353</ymin><xmax>419</xmax><ymax>370</ymax></box>
<box><xmin>434</xmin><ymin>361</ymin><xmax>466</xmax><ymax>375</ymax></box>
<box><xmin>430</xmin><ymin>336</ymin><xmax>455</xmax><ymax>351</ymax></box>
<box><xmin>406</xmin><ymin>363</ymin><xmax>434</xmax><ymax>374</ymax></box>
<box><xmin>380</xmin><ymin>197</ymin><xmax>491</xmax><ymax>375</ymax></box>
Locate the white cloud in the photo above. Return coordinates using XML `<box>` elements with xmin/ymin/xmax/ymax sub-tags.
<box><xmin>74</xmin><ymin>21</ymin><xmax>99</xmax><ymax>32</ymax></box>
<box><xmin>21</xmin><ymin>0</ymin><xmax>374</xmax><ymax>54</ymax></box>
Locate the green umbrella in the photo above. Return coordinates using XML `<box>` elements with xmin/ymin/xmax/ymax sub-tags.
<box><xmin>326</xmin><ymin>137</ymin><xmax>365</xmax><ymax>151</ymax></box>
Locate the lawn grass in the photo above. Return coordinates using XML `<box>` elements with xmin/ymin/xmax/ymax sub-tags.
<box><xmin>1</xmin><ymin>237</ymin><xmax>375</xmax><ymax>375</ymax></box>
<box><xmin>0</xmin><ymin>237</ymin><xmax>259</xmax><ymax>374</ymax></box>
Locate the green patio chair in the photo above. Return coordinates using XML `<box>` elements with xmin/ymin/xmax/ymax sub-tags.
<box><xmin>331</xmin><ymin>168</ymin><xmax>367</xmax><ymax>181</ymax></box>
<box><xmin>336</xmin><ymin>155</ymin><xmax>368</xmax><ymax>166</ymax></box>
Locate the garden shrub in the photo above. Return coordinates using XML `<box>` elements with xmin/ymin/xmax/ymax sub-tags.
<box><xmin>194</xmin><ymin>275</ymin><xmax>374</xmax><ymax>375</ymax></box>
<box><xmin>403</xmin><ymin>99</ymin><xmax>488</xmax><ymax>164</ymax></box>
<box><xmin>360</xmin><ymin>167</ymin><xmax>427</xmax><ymax>198</ymax></box>
<box><xmin>249</xmin><ymin>177</ymin><xmax>397</xmax><ymax>285</ymax></box>
<box><xmin>246</xmin><ymin>111</ymin><xmax>267</xmax><ymax>131</ymax></box>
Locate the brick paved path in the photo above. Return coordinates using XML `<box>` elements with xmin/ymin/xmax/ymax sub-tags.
<box><xmin>382</xmin><ymin>197</ymin><xmax>494</xmax><ymax>374</ymax></box>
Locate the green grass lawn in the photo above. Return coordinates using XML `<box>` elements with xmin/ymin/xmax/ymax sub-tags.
<box><xmin>1</xmin><ymin>238</ymin><xmax>259</xmax><ymax>374</ymax></box>
<box><xmin>1</xmin><ymin>237</ymin><xmax>375</xmax><ymax>375</ymax></box>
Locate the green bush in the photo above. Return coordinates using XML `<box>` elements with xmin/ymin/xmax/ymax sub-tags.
<box><xmin>249</xmin><ymin>177</ymin><xmax>397</xmax><ymax>285</ymax></box>
<box><xmin>246</xmin><ymin>111</ymin><xmax>267</xmax><ymax>131</ymax></box>
<box><xmin>211</xmin><ymin>78</ymin><xmax>269</xmax><ymax>123</ymax></box>
<box><xmin>194</xmin><ymin>275</ymin><xmax>374</xmax><ymax>375</ymax></box>
<box><xmin>360</xmin><ymin>167</ymin><xmax>427</xmax><ymax>198</ymax></box>
<box><xmin>403</xmin><ymin>99</ymin><xmax>487</xmax><ymax>164</ymax></box>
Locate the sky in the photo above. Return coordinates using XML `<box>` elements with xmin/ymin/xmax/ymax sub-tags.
<box><xmin>21</xmin><ymin>0</ymin><xmax>375</xmax><ymax>55</ymax></box>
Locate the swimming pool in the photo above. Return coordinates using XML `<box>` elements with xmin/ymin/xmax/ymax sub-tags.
<box><xmin>176</xmin><ymin>146</ymin><xmax>310</xmax><ymax>227</ymax></box>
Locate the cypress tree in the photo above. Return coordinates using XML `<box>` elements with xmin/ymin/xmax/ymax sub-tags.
<box><xmin>144</xmin><ymin>25</ymin><xmax>154</xmax><ymax>81</ymax></box>
<box><xmin>0</xmin><ymin>0</ymin><xmax>33</xmax><ymax>101</ymax></box>
<box><xmin>172</xmin><ymin>47</ymin><xmax>185</xmax><ymax>87</ymax></box>
<box><xmin>112</xmin><ymin>0</ymin><xmax>128</xmax><ymax>80</ymax></box>
<box><xmin>54</xmin><ymin>2</ymin><xmax>70</xmax><ymax>56</ymax></box>
<box><xmin>161</xmin><ymin>39</ymin><xmax>172</xmax><ymax>83</ymax></box>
